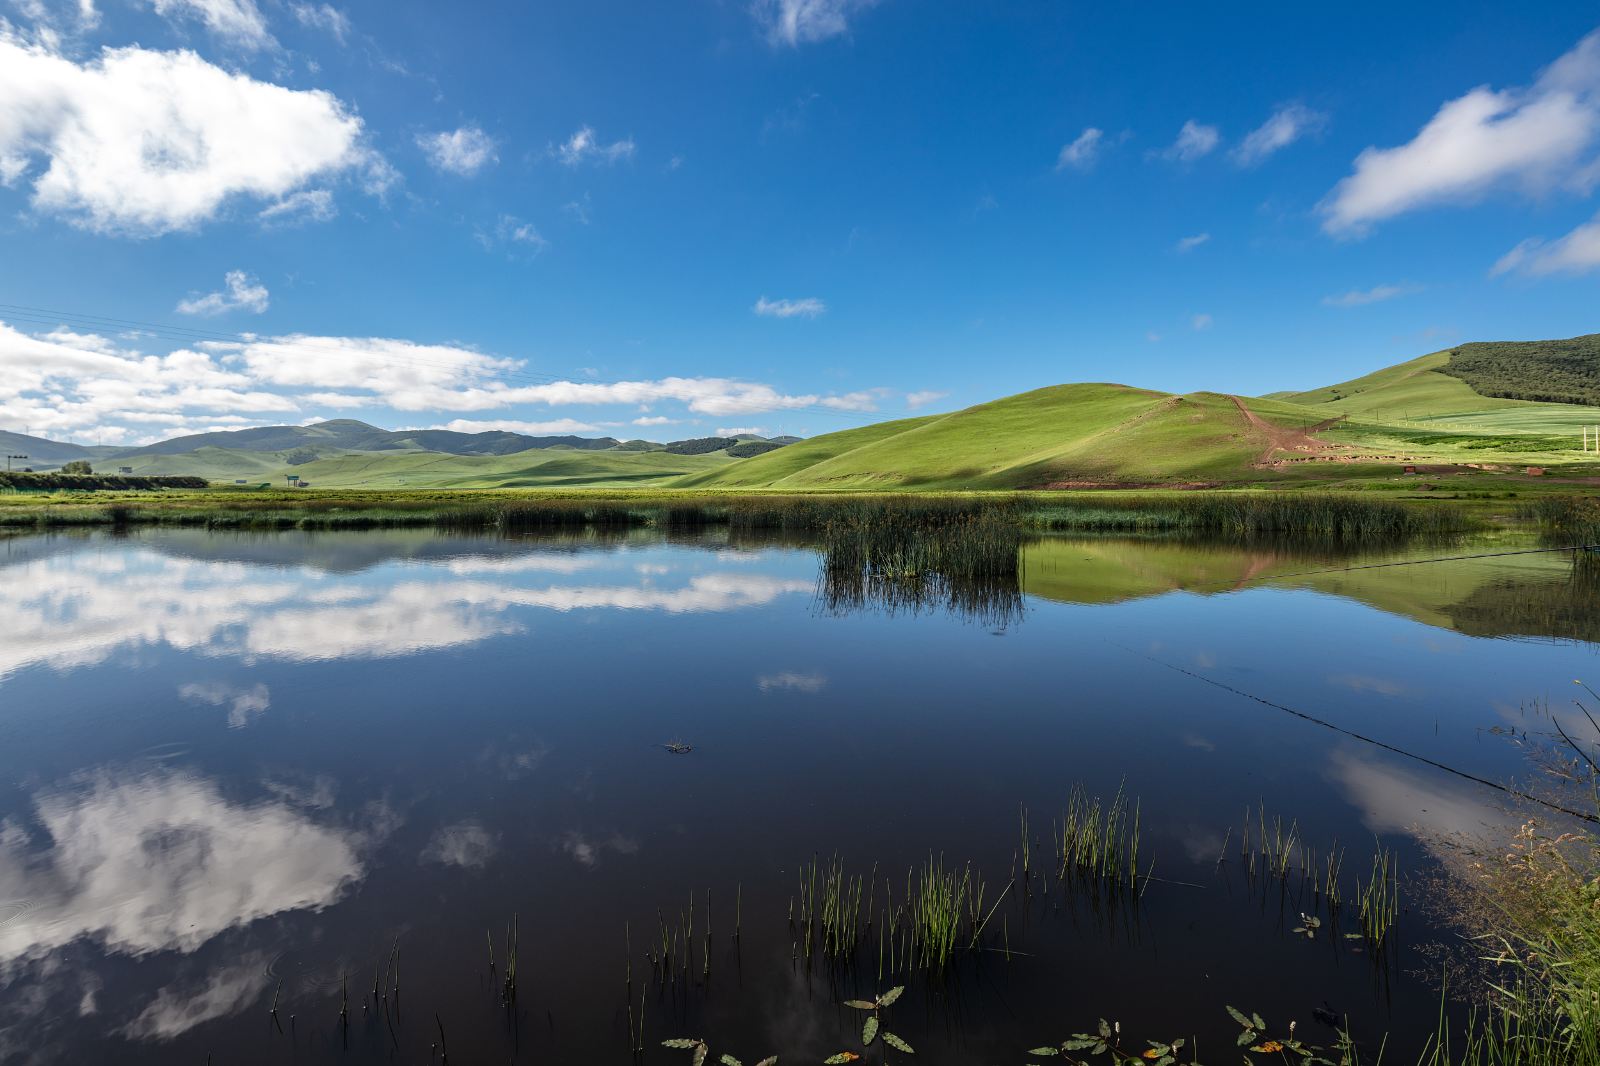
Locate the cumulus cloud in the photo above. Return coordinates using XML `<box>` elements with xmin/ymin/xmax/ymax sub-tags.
<box><xmin>1159</xmin><ymin>120</ymin><xmax>1220</xmax><ymax>162</ymax></box>
<box><xmin>555</xmin><ymin>126</ymin><xmax>634</xmax><ymax>166</ymax></box>
<box><xmin>1055</xmin><ymin>127</ymin><xmax>1104</xmax><ymax>171</ymax></box>
<box><xmin>1321</xmin><ymin>282</ymin><xmax>1424</xmax><ymax>307</ymax></box>
<box><xmin>149</xmin><ymin>0</ymin><xmax>273</xmax><ymax>49</ymax></box>
<box><xmin>632</xmin><ymin>415</ymin><xmax>679</xmax><ymax>426</ymax></box>
<box><xmin>476</xmin><ymin>213</ymin><xmax>546</xmax><ymax>252</ymax></box>
<box><xmin>1232</xmin><ymin>103</ymin><xmax>1326</xmax><ymax>166</ymax></box>
<box><xmin>753</xmin><ymin>295</ymin><xmax>826</xmax><ymax>318</ymax></box>
<box><xmin>716</xmin><ymin>425</ymin><xmax>764</xmax><ymax>437</ymax></box>
<box><xmin>1322</xmin><ymin>29</ymin><xmax>1600</xmax><ymax>235</ymax></box>
<box><xmin>752</xmin><ymin>0</ymin><xmax>878</xmax><ymax>46</ymax></box>
<box><xmin>289</xmin><ymin>2</ymin><xmax>350</xmax><ymax>42</ymax></box>
<box><xmin>417</xmin><ymin>125</ymin><xmax>497</xmax><ymax>176</ymax></box>
<box><xmin>175</xmin><ymin>271</ymin><xmax>269</xmax><ymax>316</ymax></box>
<box><xmin>1492</xmin><ymin>211</ymin><xmax>1600</xmax><ymax>276</ymax></box>
<box><xmin>905</xmin><ymin>390</ymin><xmax>947</xmax><ymax>409</ymax></box>
<box><xmin>0</xmin><ymin>320</ymin><xmax>881</xmax><ymax>444</ymax></box>
<box><xmin>1175</xmin><ymin>232</ymin><xmax>1210</xmax><ymax>252</ymax></box>
<box><xmin>0</xmin><ymin>32</ymin><xmax>374</xmax><ymax>235</ymax></box>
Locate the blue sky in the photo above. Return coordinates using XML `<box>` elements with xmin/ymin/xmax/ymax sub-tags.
<box><xmin>1</xmin><ymin>1</ymin><xmax>1598</xmax><ymax>445</ymax></box>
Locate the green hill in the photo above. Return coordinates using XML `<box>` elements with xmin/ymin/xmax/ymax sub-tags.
<box><xmin>675</xmin><ymin>384</ymin><xmax>1333</xmax><ymax>490</ymax></box>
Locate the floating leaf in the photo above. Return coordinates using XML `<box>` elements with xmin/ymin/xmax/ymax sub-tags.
<box><xmin>843</xmin><ymin>1000</ymin><xmax>877</xmax><ymax>1011</ymax></box>
<box><xmin>1237</xmin><ymin>1031</ymin><xmax>1259</xmax><ymax>1047</ymax></box>
<box><xmin>722</xmin><ymin>1057</ymin><xmax>743</xmax><ymax>1066</ymax></box>
<box><xmin>1227</xmin><ymin>1007</ymin><xmax>1252</xmax><ymax>1029</ymax></box>
<box><xmin>1252</xmin><ymin>1014</ymin><xmax>1265</xmax><ymax>1031</ymax></box>
<box><xmin>864</xmin><ymin>1017</ymin><xmax>879</xmax><ymax>1046</ymax></box>
<box><xmin>1028</xmin><ymin>1049</ymin><xmax>1062</xmax><ymax>1057</ymax></box>
<box><xmin>755</xmin><ymin>1059</ymin><xmax>778</xmax><ymax>1066</ymax></box>
<box><xmin>664</xmin><ymin>1040</ymin><xmax>703</xmax><ymax>1050</ymax></box>
<box><xmin>881</xmin><ymin>1032</ymin><xmax>914</xmax><ymax>1054</ymax></box>
<box><xmin>1099</xmin><ymin>1020</ymin><xmax>1113</xmax><ymax>1040</ymax></box>
<box><xmin>694</xmin><ymin>1045</ymin><xmax>709</xmax><ymax>1066</ymax></box>
<box><xmin>1066</xmin><ymin>1038</ymin><xmax>1102</xmax><ymax>1051</ymax></box>
<box><xmin>1252</xmin><ymin>1042</ymin><xmax>1285</xmax><ymax>1054</ymax></box>
<box><xmin>877</xmin><ymin>986</ymin><xmax>905</xmax><ymax>1007</ymax></box>
<box><xmin>1144</xmin><ymin>1050</ymin><xmax>1164</xmax><ymax>1059</ymax></box>
<box><xmin>823</xmin><ymin>1055</ymin><xmax>860</xmax><ymax>1065</ymax></box>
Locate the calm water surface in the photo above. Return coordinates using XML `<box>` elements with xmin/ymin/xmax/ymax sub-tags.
<box><xmin>0</xmin><ymin>527</ymin><xmax>1594</xmax><ymax>1064</ymax></box>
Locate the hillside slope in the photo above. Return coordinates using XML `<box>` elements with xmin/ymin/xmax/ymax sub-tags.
<box><xmin>676</xmin><ymin>384</ymin><xmax>1330</xmax><ymax>490</ymax></box>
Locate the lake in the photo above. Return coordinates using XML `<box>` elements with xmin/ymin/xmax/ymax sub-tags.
<box><xmin>0</xmin><ymin>526</ymin><xmax>1593</xmax><ymax>1064</ymax></box>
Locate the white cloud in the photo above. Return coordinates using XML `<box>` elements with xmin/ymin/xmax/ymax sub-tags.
<box><xmin>905</xmin><ymin>389</ymin><xmax>947</xmax><ymax>409</ymax></box>
<box><xmin>1321</xmin><ymin>282</ymin><xmax>1424</xmax><ymax>307</ymax></box>
<box><xmin>716</xmin><ymin>426</ymin><xmax>764</xmax><ymax>437</ymax></box>
<box><xmin>178</xmin><ymin>680</ymin><xmax>270</xmax><ymax>727</ymax></box>
<box><xmin>1492</xmin><ymin>211</ymin><xmax>1600</xmax><ymax>276</ymax></box>
<box><xmin>1175</xmin><ymin>232</ymin><xmax>1210</xmax><ymax>252</ymax></box>
<box><xmin>752</xmin><ymin>0</ymin><xmax>878</xmax><ymax>47</ymax></box>
<box><xmin>417</xmin><ymin>125</ymin><xmax>497</xmax><ymax>176</ymax></box>
<box><xmin>0</xmin><ymin>33</ymin><xmax>373</xmax><ymax>235</ymax></box>
<box><xmin>476</xmin><ymin>213</ymin><xmax>545</xmax><ymax>252</ymax></box>
<box><xmin>1055</xmin><ymin>127</ymin><xmax>1104</xmax><ymax>171</ymax></box>
<box><xmin>124</xmin><ymin>955</ymin><xmax>271</xmax><ymax>1040</ymax></box>
<box><xmin>1160</xmin><ymin>120</ymin><xmax>1220</xmax><ymax>162</ymax></box>
<box><xmin>555</xmin><ymin>126</ymin><xmax>634</xmax><ymax>166</ymax></box>
<box><xmin>1322</xmin><ymin>29</ymin><xmax>1600</xmax><ymax>235</ymax></box>
<box><xmin>175</xmin><ymin>270</ymin><xmax>269</xmax><ymax>316</ymax></box>
<box><xmin>421</xmin><ymin>820</ymin><xmax>497</xmax><ymax>868</ymax></box>
<box><xmin>632</xmin><ymin>415</ymin><xmax>679</xmax><ymax>426</ymax></box>
<box><xmin>753</xmin><ymin>295</ymin><xmax>826</xmax><ymax>318</ymax></box>
<box><xmin>149</xmin><ymin>0</ymin><xmax>273</xmax><ymax>49</ymax></box>
<box><xmin>258</xmin><ymin>188</ymin><xmax>337</xmax><ymax>225</ymax></box>
<box><xmin>289</xmin><ymin>2</ymin><xmax>349</xmax><ymax>42</ymax></box>
<box><xmin>1191</xmin><ymin>313</ymin><xmax>1213</xmax><ymax>331</ymax></box>
<box><xmin>435</xmin><ymin>418</ymin><xmax>600</xmax><ymax>435</ymax></box>
<box><xmin>0</xmin><ymin>768</ymin><xmax>360</xmax><ymax>964</ymax></box>
<box><xmin>1232</xmin><ymin>103</ymin><xmax>1326</xmax><ymax>166</ymax></box>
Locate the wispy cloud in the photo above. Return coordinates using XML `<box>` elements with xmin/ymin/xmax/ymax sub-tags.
<box><xmin>1055</xmin><ymin>127</ymin><xmax>1104</xmax><ymax>171</ymax></box>
<box><xmin>150</xmin><ymin>0</ymin><xmax>274</xmax><ymax>49</ymax></box>
<box><xmin>417</xmin><ymin>126</ymin><xmax>497</xmax><ymax>176</ymax></box>
<box><xmin>1232</xmin><ymin>103</ymin><xmax>1326</xmax><ymax>166</ymax></box>
<box><xmin>905</xmin><ymin>390</ymin><xmax>947</xmax><ymax>409</ymax></box>
<box><xmin>753</xmin><ymin>296</ymin><xmax>826</xmax><ymax>319</ymax></box>
<box><xmin>1322</xmin><ymin>29</ymin><xmax>1600</xmax><ymax>235</ymax></box>
<box><xmin>1158</xmin><ymin>120</ymin><xmax>1220</xmax><ymax>163</ymax></box>
<box><xmin>1492</xmin><ymin>211</ymin><xmax>1600</xmax><ymax>276</ymax></box>
<box><xmin>752</xmin><ymin>0</ymin><xmax>879</xmax><ymax>47</ymax></box>
<box><xmin>555</xmin><ymin>126</ymin><xmax>635</xmax><ymax>166</ymax></box>
<box><xmin>289</xmin><ymin>2</ymin><xmax>350</xmax><ymax>42</ymax></box>
<box><xmin>1321</xmin><ymin>282</ymin><xmax>1424</xmax><ymax>307</ymax></box>
<box><xmin>1191</xmin><ymin>313</ymin><xmax>1213</xmax><ymax>331</ymax></box>
<box><xmin>1175</xmin><ymin>232</ymin><xmax>1211</xmax><ymax>253</ymax></box>
<box><xmin>175</xmin><ymin>271</ymin><xmax>270</xmax><ymax>316</ymax></box>
<box><xmin>435</xmin><ymin>418</ymin><xmax>600</xmax><ymax>435</ymax></box>
<box><xmin>757</xmin><ymin>671</ymin><xmax>827</xmax><ymax>693</ymax></box>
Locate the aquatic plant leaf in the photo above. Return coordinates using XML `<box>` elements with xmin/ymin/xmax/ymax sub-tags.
<box><xmin>1252</xmin><ymin>1013</ymin><xmax>1265</xmax><ymax>1030</ymax></box>
<box><xmin>1252</xmin><ymin>1043</ymin><xmax>1285</xmax><ymax>1054</ymax></box>
<box><xmin>1099</xmin><ymin>1020</ymin><xmax>1113</xmax><ymax>1040</ymax></box>
<box><xmin>1144</xmin><ymin>1050</ymin><xmax>1164</xmax><ymax>1059</ymax></box>
<box><xmin>755</xmin><ymin>1059</ymin><xmax>778</xmax><ymax>1066</ymax></box>
<box><xmin>1237</xmin><ymin>1031</ymin><xmax>1259</xmax><ymax>1047</ymax></box>
<box><xmin>721</xmin><ymin>1057</ymin><xmax>742</xmax><ymax>1066</ymax></box>
<box><xmin>694</xmin><ymin>1044</ymin><xmax>709</xmax><ymax>1066</ymax></box>
<box><xmin>863</xmin><ymin>1017</ymin><xmax>879</xmax><ymax>1046</ymax></box>
<box><xmin>1226</xmin><ymin>1007</ymin><xmax>1252</xmax><ymax>1029</ymax></box>
<box><xmin>1028</xmin><ymin>1049</ymin><xmax>1062</xmax><ymax>1057</ymax></box>
<box><xmin>664</xmin><ymin>1040</ymin><xmax>703</xmax><ymax>1049</ymax></box>
<box><xmin>881</xmin><ymin>1032</ymin><xmax>914</xmax><ymax>1054</ymax></box>
<box><xmin>877</xmin><ymin>986</ymin><xmax>905</xmax><ymax>1007</ymax></box>
<box><xmin>844</xmin><ymin>1000</ymin><xmax>877</xmax><ymax>1011</ymax></box>
<box><xmin>823</xmin><ymin>1054</ymin><xmax>859</xmax><ymax>1064</ymax></box>
<box><xmin>1065</xmin><ymin>1038</ymin><xmax>1102</xmax><ymax>1051</ymax></box>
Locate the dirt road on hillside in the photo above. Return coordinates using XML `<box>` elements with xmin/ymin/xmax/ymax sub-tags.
<box><xmin>1228</xmin><ymin>396</ymin><xmax>1344</xmax><ymax>465</ymax></box>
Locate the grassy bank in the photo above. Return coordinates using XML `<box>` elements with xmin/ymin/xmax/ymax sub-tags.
<box><xmin>0</xmin><ymin>486</ymin><xmax>1509</xmax><ymax>536</ymax></box>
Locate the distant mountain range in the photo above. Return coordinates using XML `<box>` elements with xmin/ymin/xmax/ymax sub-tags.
<box><xmin>0</xmin><ymin>419</ymin><xmax>803</xmax><ymax>474</ymax></box>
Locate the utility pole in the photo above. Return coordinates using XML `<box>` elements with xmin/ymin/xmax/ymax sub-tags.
<box><xmin>5</xmin><ymin>455</ymin><xmax>26</xmax><ymax>473</ymax></box>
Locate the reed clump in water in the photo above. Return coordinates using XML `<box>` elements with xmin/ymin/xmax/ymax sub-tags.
<box><xmin>1054</xmin><ymin>782</ymin><xmax>1147</xmax><ymax>895</ymax></box>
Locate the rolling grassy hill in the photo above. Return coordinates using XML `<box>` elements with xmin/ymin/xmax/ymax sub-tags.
<box><xmin>277</xmin><ymin>447</ymin><xmax>737</xmax><ymax>489</ymax></box>
<box><xmin>675</xmin><ymin>384</ymin><xmax>1334</xmax><ymax>490</ymax></box>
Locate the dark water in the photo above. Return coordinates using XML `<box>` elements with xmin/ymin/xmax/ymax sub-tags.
<box><xmin>0</xmin><ymin>527</ymin><xmax>1594</xmax><ymax>1064</ymax></box>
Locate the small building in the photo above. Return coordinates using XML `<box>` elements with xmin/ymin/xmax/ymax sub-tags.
<box><xmin>1402</xmin><ymin>465</ymin><xmax>1417</xmax><ymax>474</ymax></box>
<box><xmin>1527</xmin><ymin>467</ymin><xmax>1546</xmax><ymax>476</ymax></box>
<box><xmin>234</xmin><ymin>479</ymin><xmax>247</xmax><ymax>484</ymax></box>
<box><xmin>118</xmin><ymin>466</ymin><xmax>134</xmax><ymax>474</ymax></box>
